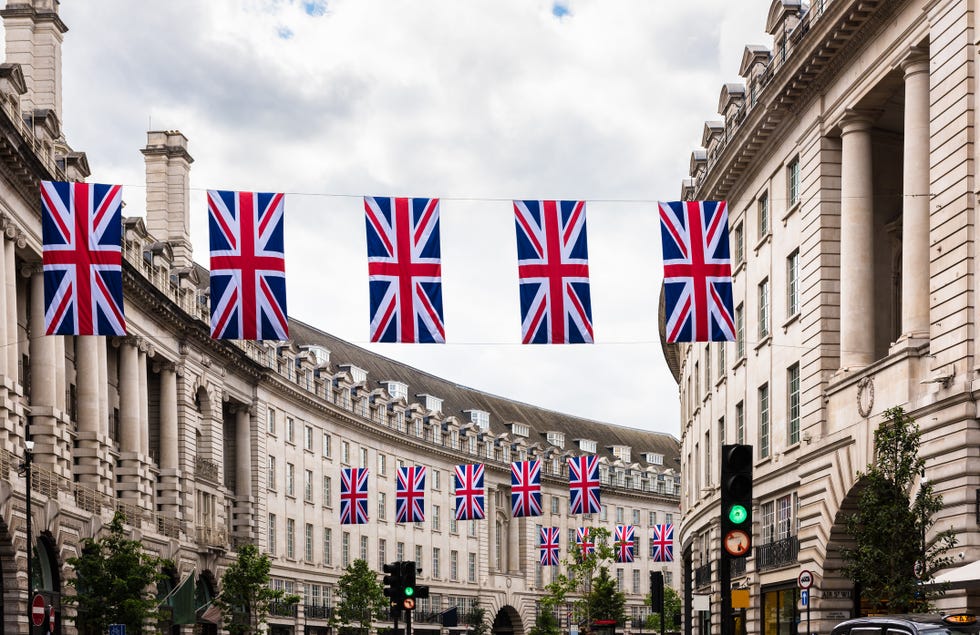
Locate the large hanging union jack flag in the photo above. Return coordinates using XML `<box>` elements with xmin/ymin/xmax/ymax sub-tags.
<box><xmin>658</xmin><ymin>200</ymin><xmax>735</xmax><ymax>342</ymax></box>
<box><xmin>41</xmin><ymin>181</ymin><xmax>125</xmax><ymax>336</ymax></box>
<box><xmin>615</xmin><ymin>524</ymin><xmax>635</xmax><ymax>563</ymax></box>
<box><xmin>454</xmin><ymin>464</ymin><xmax>486</xmax><ymax>521</ymax></box>
<box><xmin>365</xmin><ymin>196</ymin><xmax>445</xmax><ymax>343</ymax></box>
<box><xmin>340</xmin><ymin>467</ymin><xmax>369</xmax><ymax>525</ymax></box>
<box><xmin>510</xmin><ymin>460</ymin><xmax>542</xmax><ymax>517</ymax></box>
<box><xmin>568</xmin><ymin>455</ymin><xmax>601</xmax><ymax>515</ymax></box>
<box><xmin>395</xmin><ymin>465</ymin><xmax>427</xmax><ymax>523</ymax></box>
<box><xmin>576</xmin><ymin>527</ymin><xmax>596</xmax><ymax>558</ymax></box>
<box><xmin>208</xmin><ymin>190</ymin><xmax>288</xmax><ymax>340</ymax></box>
<box><xmin>651</xmin><ymin>523</ymin><xmax>675</xmax><ymax>562</ymax></box>
<box><xmin>514</xmin><ymin>200</ymin><xmax>593</xmax><ymax>344</ymax></box>
<box><xmin>540</xmin><ymin>527</ymin><xmax>560</xmax><ymax>566</ymax></box>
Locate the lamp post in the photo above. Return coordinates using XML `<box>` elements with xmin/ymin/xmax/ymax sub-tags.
<box><xmin>20</xmin><ymin>437</ymin><xmax>35</xmax><ymax>610</ymax></box>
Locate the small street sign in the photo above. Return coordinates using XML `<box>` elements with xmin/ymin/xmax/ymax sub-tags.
<box><xmin>798</xmin><ymin>570</ymin><xmax>814</xmax><ymax>589</ymax></box>
<box><xmin>109</xmin><ymin>624</ymin><xmax>127</xmax><ymax>635</ymax></box>
<box><xmin>31</xmin><ymin>594</ymin><xmax>45</xmax><ymax>627</ymax></box>
<box><xmin>801</xmin><ymin>590</ymin><xmax>810</xmax><ymax>606</ymax></box>
<box><xmin>48</xmin><ymin>605</ymin><xmax>55</xmax><ymax>634</ymax></box>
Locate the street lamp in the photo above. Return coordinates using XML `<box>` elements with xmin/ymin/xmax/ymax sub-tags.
<box><xmin>19</xmin><ymin>438</ymin><xmax>35</xmax><ymax>606</ymax></box>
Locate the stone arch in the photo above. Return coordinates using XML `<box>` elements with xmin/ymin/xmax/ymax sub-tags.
<box><xmin>492</xmin><ymin>604</ymin><xmax>525</xmax><ymax>635</ymax></box>
<box><xmin>0</xmin><ymin>513</ymin><xmax>16</xmax><ymax>635</ymax></box>
<box><xmin>818</xmin><ymin>476</ymin><xmax>872</xmax><ymax>632</ymax></box>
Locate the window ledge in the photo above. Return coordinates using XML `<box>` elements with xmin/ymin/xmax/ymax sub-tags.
<box><xmin>755</xmin><ymin>334</ymin><xmax>772</xmax><ymax>352</ymax></box>
<box><xmin>782</xmin><ymin>201</ymin><xmax>800</xmax><ymax>223</ymax></box>
<box><xmin>754</xmin><ymin>232</ymin><xmax>772</xmax><ymax>253</ymax></box>
<box><xmin>733</xmin><ymin>260</ymin><xmax>747</xmax><ymax>277</ymax></box>
<box><xmin>715</xmin><ymin>375</ymin><xmax>727</xmax><ymax>390</ymax></box>
<box><xmin>782</xmin><ymin>312</ymin><xmax>800</xmax><ymax>332</ymax></box>
<box><xmin>733</xmin><ymin>355</ymin><xmax>747</xmax><ymax>370</ymax></box>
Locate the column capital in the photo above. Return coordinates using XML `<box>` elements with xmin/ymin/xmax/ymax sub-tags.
<box><xmin>19</xmin><ymin>262</ymin><xmax>43</xmax><ymax>278</ymax></box>
<box><xmin>152</xmin><ymin>359</ymin><xmax>178</xmax><ymax>374</ymax></box>
<box><xmin>840</xmin><ymin>109</ymin><xmax>878</xmax><ymax>134</ymax></box>
<box><xmin>900</xmin><ymin>46</ymin><xmax>929</xmax><ymax>77</ymax></box>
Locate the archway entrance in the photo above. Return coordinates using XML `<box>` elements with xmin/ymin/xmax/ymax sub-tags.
<box><xmin>492</xmin><ymin>605</ymin><xmax>524</xmax><ymax>635</ymax></box>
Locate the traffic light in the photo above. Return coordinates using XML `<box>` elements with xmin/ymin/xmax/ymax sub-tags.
<box><xmin>400</xmin><ymin>561</ymin><xmax>419</xmax><ymax>611</ymax></box>
<box><xmin>650</xmin><ymin>570</ymin><xmax>664</xmax><ymax>613</ymax></box>
<box><xmin>720</xmin><ymin>444</ymin><xmax>753</xmax><ymax>558</ymax></box>
<box><xmin>383</xmin><ymin>561</ymin><xmax>404</xmax><ymax>605</ymax></box>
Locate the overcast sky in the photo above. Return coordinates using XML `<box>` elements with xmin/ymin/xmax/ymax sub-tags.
<box><xmin>52</xmin><ymin>0</ymin><xmax>774</xmax><ymax>438</ymax></box>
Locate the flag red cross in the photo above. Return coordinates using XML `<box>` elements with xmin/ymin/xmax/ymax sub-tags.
<box><xmin>367</xmin><ymin>198</ymin><xmax>441</xmax><ymax>342</ymax></box>
<box><xmin>579</xmin><ymin>536</ymin><xmax>595</xmax><ymax>556</ymax></box>
<box><xmin>516</xmin><ymin>200</ymin><xmax>589</xmax><ymax>344</ymax></box>
<box><xmin>41</xmin><ymin>183</ymin><xmax>124</xmax><ymax>333</ymax></box>
<box><xmin>570</xmin><ymin>467</ymin><xmax>599</xmax><ymax>509</ymax></box>
<box><xmin>511</xmin><ymin>462</ymin><xmax>539</xmax><ymax>511</ymax></box>
<box><xmin>652</xmin><ymin>532</ymin><xmax>672</xmax><ymax>557</ymax></box>
<box><xmin>341</xmin><ymin>480</ymin><xmax>367</xmax><ymax>515</ymax></box>
<box><xmin>661</xmin><ymin>203</ymin><xmax>731</xmax><ymax>340</ymax></box>
<box><xmin>210</xmin><ymin>192</ymin><xmax>286</xmax><ymax>340</ymax></box>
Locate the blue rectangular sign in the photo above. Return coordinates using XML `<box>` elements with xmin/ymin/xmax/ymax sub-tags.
<box><xmin>109</xmin><ymin>625</ymin><xmax>126</xmax><ymax>635</ymax></box>
<box><xmin>801</xmin><ymin>590</ymin><xmax>809</xmax><ymax>606</ymax></box>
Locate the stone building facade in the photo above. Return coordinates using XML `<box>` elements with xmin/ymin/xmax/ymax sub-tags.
<box><xmin>668</xmin><ymin>1</ymin><xmax>980</xmax><ymax>635</ymax></box>
<box><xmin>0</xmin><ymin>2</ymin><xmax>681</xmax><ymax>634</ymax></box>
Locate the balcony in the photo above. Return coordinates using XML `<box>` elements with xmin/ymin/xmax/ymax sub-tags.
<box><xmin>694</xmin><ymin>562</ymin><xmax>711</xmax><ymax>589</ymax></box>
<box><xmin>305</xmin><ymin>604</ymin><xmax>332</xmax><ymax>620</ymax></box>
<box><xmin>195</xmin><ymin>457</ymin><xmax>221</xmax><ymax>484</ymax></box>
<box><xmin>269</xmin><ymin>602</ymin><xmax>298</xmax><ymax>617</ymax></box>
<box><xmin>195</xmin><ymin>524</ymin><xmax>229</xmax><ymax>549</ymax></box>
<box><xmin>757</xmin><ymin>535</ymin><xmax>799</xmax><ymax>571</ymax></box>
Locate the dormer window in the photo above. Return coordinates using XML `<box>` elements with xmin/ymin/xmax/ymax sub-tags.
<box><xmin>510</xmin><ymin>422</ymin><xmax>530</xmax><ymax>438</ymax></box>
<box><xmin>610</xmin><ymin>446</ymin><xmax>631</xmax><ymax>463</ymax></box>
<box><xmin>302</xmin><ymin>346</ymin><xmax>330</xmax><ymax>368</ymax></box>
<box><xmin>417</xmin><ymin>394</ymin><xmax>443</xmax><ymax>414</ymax></box>
<box><xmin>385</xmin><ymin>381</ymin><xmax>408</xmax><ymax>401</ymax></box>
<box><xmin>546</xmin><ymin>431</ymin><xmax>565</xmax><ymax>449</ymax></box>
<box><xmin>465</xmin><ymin>409</ymin><xmax>490</xmax><ymax>431</ymax></box>
<box><xmin>340</xmin><ymin>364</ymin><xmax>367</xmax><ymax>384</ymax></box>
<box><xmin>577</xmin><ymin>439</ymin><xmax>597</xmax><ymax>454</ymax></box>
<box><xmin>644</xmin><ymin>453</ymin><xmax>665</xmax><ymax>466</ymax></box>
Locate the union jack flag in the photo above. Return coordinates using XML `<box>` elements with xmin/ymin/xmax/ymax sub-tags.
<box><xmin>514</xmin><ymin>200</ymin><xmax>593</xmax><ymax>344</ymax></box>
<box><xmin>651</xmin><ymin>523</ymin><xmax>674</xmax><ymax>562</ymax></box>
<box><xmin>340</xmin><ymin>467</ymin><xmax>369</xmax><ymax>525</ymax></box>
<box><xmin>454</xmin><ymin>464</ymin><xmax>486</xmax><ymax>521</ymax></box>
<box><xmin>576</xmin><ymin>527</ymin><xmax>595</xmax><ymax>558</ymax></box>
<box><xmin>40</xmin><ymin>181</ymin><xmax>125</xmax><ymax>336</ymax></box>
<box><xmin>615</xmin><ymin>524</ymin><xmax>635</xmax><ymax>563</ymax></box>
<box><xmin>208</xmin><ymin>190</ymin><xmax>288</xmax><ymax>340</ymax></box>
<box><xmin>540</xmin><ymin>527</ymin><xmax>560</xmax><ymax>566</ymax></box>
<box><xmin>365</xmin><ymin>197</ymin><xmax>445</xmax><ymax>343</ymax></box>
<box><xmin>395</xmin><ymin>465</ymin><xmax>427</xmax><ymax>523</ymax></box>
<box><xmin>659</xmin><ymin>200</ymin><xmax>735</xmax><ymax>342</ymax></box>
<box><xmin>568</xmin><ymin>455</ymin><xmax>601</xmax><ymax>515</ymax></box>
<box><xmin>510</xmin><ymin>460</ymin><xmax>542</xmax><ymax>517</ymax></box>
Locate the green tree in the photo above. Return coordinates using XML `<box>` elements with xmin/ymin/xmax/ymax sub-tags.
<box><xmin>587</xmin><ymin>567</ymin><xmax>626</xmax><ymax>624</ymax></box>
<box><xmin>465</xmin><ymin>601</ymin><xmax>490</xmax><ymax>635</ymax></box>
<box><xmin>65</xmin><ymin>511</ymin><xmax>170</xmax><ymax>635</ymax></box>
<box><xmin>841</xmin><ymin>406</ymin><xmax>957</xmax><ymax>613</ymax></box>
<box><xmin>214</xmin><ymin>543</ymin><xmax>296</xmax><ymax>634</ymax></box>
<box><xmin>332</xmin><ymin>558</ymin><xmax>388</xmax><ymax>635</ymax></box>
<box><xmin>528</xmin><ymin>605</ymin><xmax>561</xmax><ymax>635</ymax></box>
<box><xmin>645</xmin><ymin>586</ymin><xmax>682</xmax><ymax>632</ymax></box>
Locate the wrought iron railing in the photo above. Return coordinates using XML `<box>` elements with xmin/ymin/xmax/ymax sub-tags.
<box><xmin>305</xmin><ymin>604</ymin><xmax>332</xmax><ymax>619</ymax></box>
<box><xmin>694</xmin><ymin>562</ymin><xmax>711</xmax><ymax>589</ymax></box>
<box><xmin>757</xmin><ymin>535</ymin><xmax>799</xmax><ymax>571</ymax></box>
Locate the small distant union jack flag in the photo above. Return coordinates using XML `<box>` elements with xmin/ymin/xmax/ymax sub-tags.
<box><xmin>615</xmin><ymin>525</ymin><xmax>635</xmax><ymax>563</ymax></box>
<box><xmin>395</xmin><ymin>465</ymin><xmax>427</xmax><ymax>523</ymax></box>
<box><xmin>576</xmin><ymin>527</ymin><xmax>595</xmax><ymax>558</ymax></box>
<box><xmin>510</xmin><ymin>460</ymin><xmax>542</xmax><ymax>517</ymax></box>
<box><xmin>454</xmin><ymin>464</ymin><xmax>486</xmax><ymax>521</ymax></box>
<box><xmin>659</xmin><ymin>200</ymin><xmax>735</xmax><ymax>342</ymax></box>
<box><xmin>514</xmin><ymin>200</ymin><xmax>594</xmax><ymax>344</ymax></box>
<box><xmin>568</xmin><ymin>455</ymin><xmax>601</xmax><ymax>515</ymax></box>
<box><xmin>540</xmin><ymin>527</ymin><xmax>560</xmax><ymax>566</ymax></box>
<box><xmin>365</xmin><ymin>197</ymin><xmax>445</xmax><ymax>343</ymax></box>
<box><xmin>41</xmin><ymin>181</ymin><xmax>125</xmax><ymax>336</ymax></box>
<box><xmin>340</xmin><ymin>467</ymin><xmax>369</xmax><ymax>525</ymax></box>
<box><xmin>208</xmin><ymin>190</ymin><xmax>288</xmax><ymax>340</ymax></box>
<box><xmin>651</xmin><ymin>523</ymin><xmax>675</xmax><ymax>562</ymax></box>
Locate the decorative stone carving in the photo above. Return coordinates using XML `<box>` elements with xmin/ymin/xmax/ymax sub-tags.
<box><xmin>856</xmin><ymin>376</ymin><xmax>874</xmax><ymax>418</ymax></box>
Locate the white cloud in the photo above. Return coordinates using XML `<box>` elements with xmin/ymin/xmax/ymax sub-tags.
<box><xmin>55</xmin><ymin>0</ymin><xmax>773</xmax><ymax>435</ymax></box>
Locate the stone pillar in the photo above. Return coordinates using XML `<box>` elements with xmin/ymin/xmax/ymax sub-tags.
<box><xmin>508</xmin><ymin>513</ymin><xmax>520</xmax><ymax>574</ymax></box>
<box><xmin>74</xmin><ymin>336</ymin><xmax>111</xmax><ymax>494</ymax></box>
<box><xmin>141</xmin><ymin>131</ymin><xmax>194</xmax><ymax>268</ymax></box>
<box><xmin>839</xmin><ymin>111</ymin><xmax>876</xmax><ymax>370</ymax></box>
<box><xmin>97</xmin><ymin>340</ymin><xmax>108</xmax><ymax>437</ymax></box>
<box><xmin>900</xmin><ymin>49</ymin><xmax>931</xmax><ymax>342</ymax></box>
<box><xmin>137</xmin><ymin>348</ymin><xmax>149</xmax><ymax>456</ymax></box>
<box><xmin>0</xmin><ymin>1</ymin><xmax>67</xmax><ymax>119</ymax></box>
<box><xmin>117</xmin><ymin>340</ymin><xmax>139</xmax><ymax>455</ymax></box>
<box><xmin>0</xmin><ymin>236</ymin><xmax>8</xmax><ymax>383</ymax></box>
<box><xmin>159</xmin><ymin>365</ymin><xmax>178</xmax><ymax>470</ymax></box>
<box><xmin>233</xmin><ymin>405</ymin><xmax>254</xmax><ymax>538</ymax></box>
<box><xmin>5</xmin><ymin>236</ymin><xmax>18</xmax><ymax>384</ymax></box>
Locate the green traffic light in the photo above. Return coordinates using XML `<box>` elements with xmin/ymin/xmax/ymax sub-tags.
<box><xmin>405</xmin><ymin>586</ymin><xmax>414</xmax><ymax>597</ymax></box>
<box><xmin>728</xmin><ymin>504</ymin><xmax>748</xmax><ymax>524</ymax></box>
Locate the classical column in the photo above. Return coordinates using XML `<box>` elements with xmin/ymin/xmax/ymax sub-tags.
<box><xmin>508</xmin><ymin>514</ymin><xmax>521</xmax><ymax>574</ymax></box>
<box><xmin>0</xmin><ymin>235</ymin><xmax>7</xmax><ymax>381</ymax></box>
<box><xmin>839</xmin><ymin>111</ymin><xmax>876</xmax><ymax>369</ymax></box>
<box><xmin>28</xmin><ymin>267</ymin><xmax>70</xmax><ymax>476</ymax></box>
<box><xmin>97</xmin><ymin>340</ymin><xmax>109</xmax><ymax>437</ymax></box>
<box><xmin>117</xmin><ymin>340</ymin><xmax>140</xmax><ymax>454</ymax></box>
<box><xmin>4</xmin><ymin>235</ymin><xmax>17</xmax><ymax>381</ymax></box>
<box><xmin>236</xmin><ymin>406</ymin><xmax>252</xmax><ymax>498</ymax></box>
<box><xmin>900</xmin><ymin>49</ymin><xmax>931</xmax><ymax>340</ymax></box>
<box><xmin>159</xmin><ymin>364</ymin><xmax>178</xmax><ymax>470</ymax></box>
<box><xmin>137</xmin><ymin>348</ymin><xmax>149</xmax><ymax>455</ymax></box>
<box><xmin>74</xmin><ymin>336</ymin><xmax>105</xmax><ymax>491</ymax></box>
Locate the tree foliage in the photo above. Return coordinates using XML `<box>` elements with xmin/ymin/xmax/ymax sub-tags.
<box><xmin>332</xmin><ymin>558</ymin><xmax>388</xmax><ymax>635</ymax></box>
<box><xmin>465</xmin><ymin>601</ymin><xmax>490</xmax><ymax>635</ymax></box>
<box><xmin>214</xmin><ymin>543</ymin><xmax>296</xmax><ymax>634</ymax></box>
<box><xmin>65</xmin><ymin>511</ymin><xmax>170</xmax><ymax>635</ymax></box>
<box><xmin>645</xmin><ymin>586</ymin><xmax>682</xmax><ymax>632</ymax></box>
<box><xmin>841</xmin><ymin>406</ymin><xmax>956</xmax><ymax>613</ymax></box>
<box><xmin>528</xmin><ymin>605</ymin><xmax>561</xmax><ymax>635</ymax></box>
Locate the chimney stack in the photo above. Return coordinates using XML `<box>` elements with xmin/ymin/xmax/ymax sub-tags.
<box><xmin>141</xmin><ymin>131</ymin><xmax>194</xmax><ymax>269</ymax></box>
<box><xmin>0</xmin><ymin>1</ymin><xmax>67</xmax><ymax>124</ymax></box>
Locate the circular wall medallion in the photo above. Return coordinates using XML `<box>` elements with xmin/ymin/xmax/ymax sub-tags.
<box><xmin>857</xmin><ymin>376</ymin><xmax>875</xmax><ymax>418</ymax></box>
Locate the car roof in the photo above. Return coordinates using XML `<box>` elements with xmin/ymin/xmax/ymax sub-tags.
<box><xmin>832</xmin><ymin>615</ymin><xmax>980</xmax><ymax>635</ymax></box>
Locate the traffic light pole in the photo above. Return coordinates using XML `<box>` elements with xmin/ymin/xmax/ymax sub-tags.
<box><xmin>720</xmin><ymin>554</ymin><xmax>732</xmax><ymax>635</ymax></box>
<box><xmin>406</xmin><ymin>603</ymin><xmax>413</xmax><ymax>635</ymax></box>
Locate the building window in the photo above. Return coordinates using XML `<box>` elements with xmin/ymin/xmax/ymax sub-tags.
<box><xmin>616</xmin><ymin>568</ymin><xmax>624</xmax><ymax>590</ymax></box>
<box><xmin>735</xmin><ymin>401</ymin><xmax>745</xmax><ymax>444</ymax></box>
<box><xmin>734</xmin><ymin>222</ymin><xmax>744</xmax><ymax>265</ymax></box>
<box><xmin>433</xmin><ymin>469</ymin><xmax>441</xmax><ymax>490</ymax></box>
<box><xmin>704</xmin><ymin>345</ymin><xmax>711</xmax><ymax>389</ymax></box>
<box><xmin>704</xmin><ymin>429</ymin><xmax>711</xmax><ymax>486</ymax></box>
<box><xmin>379</xmin><ymin>539</ymin><xmax>387</xmax><ymax>567</ymax></box>
<box><xmin>342</xmin><ymin>532</ymin><xmax>350</xmax><ymax>567</ymax></box>
<box><xmin>777</xmin><ymin>494</ymin><xmax>793</xmax><ymax>540</ymax></box>
<box><xmin>323</xmin><ymin>432</ymin><xmax>332</xmax><ymax>458</ymax></box>
<box><xmin>323</xmin><ymin>528</ymin><xmax>332</xmax><ymax>565</ymax></box>
<box><xmin>397</xmin><ymin>542</ymin><xmax>405</xmax><ymax>562</ymax></box>
<box><xmin>433</xmin><ymin>547</ymin><xmax>441</xmax><ymax>578</ymax></box>
<box><xmin>378</xmin><ymin>453</ymin><xmax>387</xmax><ymax>476</ymax></box>
<box><xmin>268</xmin><ymin>513</ymin><xmax>277</xmax><ymax>556</ymax></box>
<box><xmin>787</xmin><ymin>249</ymin><xmax>799</xmax><ymax>317</ymax></box>
<box><xmin>379</xmin><ymin>492</ymin><xmax>387</xmax><ymax>521</ymax></box>
<box><xmin>304</xmin><ymin>469</ymin><xmax>313</xmax><ymax>503</ymax></box>
<box><xmin>450</xmin><ymin>516</ymin><xmax>458</xmax><ymax>534</ymax></box>
<box><xmin>286</xmin><ymin>463</ymin><xmax>295</xmax><ymax>497</ymax></box>
<box><xmin>616</xmin><ymin>507</ymin><xmax>624</xmax><ymax>523</ymax></box>
<box><xmin>735</xmin><ymin>304</ymin><xmax>745</xmax><ymax>358</ymax></box>
<box><xmin>305</xmin><ymin>523</ymin><xmax>314</xmax><ymax>562</ymax></box>
<box><xmin>323</xmin><ymin>475</ymin><xmax>332</xmax><ymax>507</ymax></box>
<box><xmin>633</xmin><ymin>509</ymin><xmax>640</xmax><ymax>525</ymax></box>
<box><xmin>359</xmin><ymin>447</ymin><xmax>368</xmax><ymax>468</ymax></box>
<box><xmin>759</xmin><ymin>384</ymin><xmax>770</xmax><ymax>459</ymax></box>
<box><xmin>360</xmin><ymin>535</ymin><xmax>369</xmax><ymax>562</ymax></box>
<box><xmin>788</xmin><ymin>363</ymin><xmax>800</xmax><ymax>445</ymax></box>
<box><xmin>649</xmin><ymin>511</ymin><xmax>657</xmax><ymax>526</ymax></box>
<box><xmin>286</xmin><ymin>518</ymin><xmax>295</xmax><ymax>559</ymax></box>
<box><xmin>552</xmin><ymin>496</ymin><xmax>560</xmax><ymax>515</ymax></box>
<box><xmin>304</xmin><ymin>425</ymin><xmax>314</xmax><ymax>451</ymax></box>
<box><xmin>267</xmin><ymin>408</ymin><xmax>276</xmax><ymax>435</ymax></box>
<box><xmin>761</xmin><ymin>501</ymin><xmax>775</xmax><ymax>544</ymax></box>
<box><xmin>758</xmin><ymin>192</ymin><xmax>769</xmax><ymax>237</ymax></box>
<box><xmin>341</xmin><ymin>441</ymin><xmax>350</xmax><ymax>464</ymax></box>
<box><xmin>468</xmin><ymin>552</ymin><xmax>477</xmax><ymax>583</ymax></box>
<box><xmin>286</xmin><ymin>417</ymin><xmax>295</xmax><ymax>443</ymax></box>
<box><xmin>415</xmin><ymin>545</ymin><xmax>423</xmax><ymax>569</ymax></box>
<box><xmin>268</xmin><ymin>455</ymin><xmax>277</xmax><ymax>490</ymax></box>
<box><xmin>718</xmin><ymin>343</ymin><xmax>726</xmax><ymax>379</ymax></box>
<box><xmin>450</xmin><ymin>550</ymin><xmax>459</xmax><ymax>581</ymax></box>
<box><xmin>788</xmin><ymin>157</ymin><xmax>800</xmax><ymax>207</ymax></box>
<box><xmin>632</xmin><ymin>569</ymin><xmax>641</xmax><ymax>594</ymax></box>
<box><xmin>433</xmin><ymin>505</ymin><xmax>441</xmax><ymax>531</ymax></box>
<box><xmin>758</xmin><ymin>279</ymin><xmax>770</xmax><ymax>339</ymax></box>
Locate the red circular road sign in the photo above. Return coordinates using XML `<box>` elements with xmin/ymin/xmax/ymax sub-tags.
<box><xmin>31</xmin><ymin>594</ymin><xmax>45</xmax><ymax>626</ymax></box>
<box><xmin>49</xmin><ymin>605</ymin><xmax>55</xmax><ymax>631</ymax></box>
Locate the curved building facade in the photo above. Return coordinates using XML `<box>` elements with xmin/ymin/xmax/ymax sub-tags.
<box><xmin>0</xmin><ymin>3</ymin><xmax>681</xmax><ymax>634</ymax></box>
<box><xmin>671</xmin><ymin>1</ymin><xmax>980</xmax><ymax>634</ymax></box>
